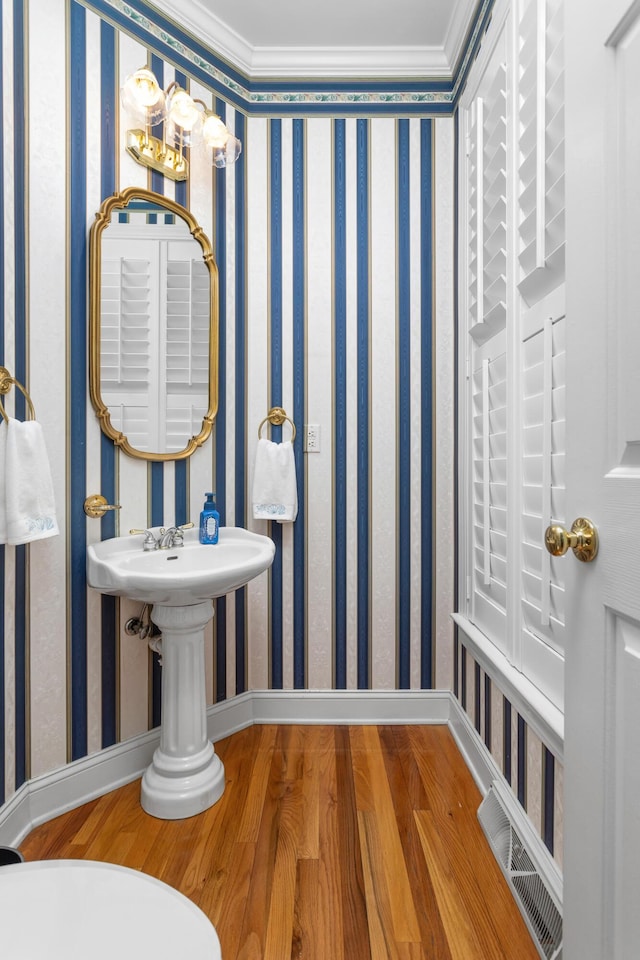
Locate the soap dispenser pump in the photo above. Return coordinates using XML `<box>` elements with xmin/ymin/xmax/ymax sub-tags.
<box><xmin>199</xmin><ymin>492</ymin><xmax>219</xmax><ymax>544</ymax></box>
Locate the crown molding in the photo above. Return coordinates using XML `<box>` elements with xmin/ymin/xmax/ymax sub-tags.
<box><xmin>246</xmin><ymin>46</ymin><xmax>450</xmax><ymax>79</ymax></box>
<box><xmin>148</xmin><ymin>0</ymin><xmax>455</xmax><ymax>79</ymax></box>
<box><xmin>443</xmin><ymin>0</ymin><xmax>484</xmax><ymax>71</ymax></box>
<box><xmin>150</xmin><ymin>0</ymin><xmax>254</xmax><ymax>74</ymax></box>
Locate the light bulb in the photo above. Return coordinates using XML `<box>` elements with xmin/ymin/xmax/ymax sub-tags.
<box><xmin>121</xmin><ymin>68</ymin><xmax>166</xmax><ymax>124</ymax></box>
<box><xmin>132</xmin><ymin>69</ymin><xmax>160</xmax><ymax>107</ymax></box>
<box><xmin>167</xmin><ymin>88</ymin><xmax>201</xmax><ymax>131</ymax></box>
<box><xmin>201</xmin><ymin>114</ymin><xmax>229</xmax><ymax>149</ymax></box>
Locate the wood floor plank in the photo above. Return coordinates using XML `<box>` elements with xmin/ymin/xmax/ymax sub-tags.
<box><xmin>64</xmin><ymin>789</ymin><xmax>121</xmax><ymax>848</ymax></box>
<box><xmin>180</xmin><ymin>730</ymin><xmax>266</xmax><ymax>914</ymax></box>
<box><xmin>317</xmin><ymin>726</ymin><xmax>346</xmax><ymax>960</ymax></box>
<box><xmin>349</xmin><ymin>724</ymin><xmax>376</xmax><ymax>812</ymax></box>
<box><xmin>334</xmin><ymin>726</ymin><xmax>368</xmax><ymax>959</ymax></box>
<box><xmin>414</xmin><ymin>809</ymin><xmax>490</xmax><ymax>960</ymax></box>
<box><xmin>236</xmin><ymin>724</ymin><xmax>278</xmax><ymax>843</ymax></box>
<box><xmin>213</xmin><ymin>840</ymin><xmax>255</xmax><ymax>960</ymax></box>
<box><xmin>297</xmin><ymin>723</ymin><xmax>324</xmax><ymax>860</ymax></box>
<box><xmin>358</xmin><ymin>809</ymin><xmax>405</xmax><ymax>960</ymax></box>
<box><xmin>379</xmin><ymin>726</ymin><xmax>455</xmax><ymax>960</ymax></box>
<box><xmin>234</xmin><ymin>728</ymin><xmax>289</xmax><ymax>958</ymax></box>
<box><xmin>409</xmin><ymin>726</ymin><xmax>539</xmax><ymax>960</ymax></box>
<box><xmin>263</xmin><ymin>777</ymin><xmax>304</xmax><ymax>959</ymax></box>
<box><xmin>353</xmin><ymin>726</ymin><xmax>422</xmax><ymax>943</ymax></box>
<box><xmin>292</xmin><ymin>858</ymin><xmax>319</xmax><ymax>960</ymax></box>
<box><xmin>18</xmin><ymin>724</ymin><xmax>541</xmax><ymax>959</ymax></box>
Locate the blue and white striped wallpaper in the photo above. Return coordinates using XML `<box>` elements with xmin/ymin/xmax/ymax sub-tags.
<box><xmin>0</xmin><ymin>0</ymin><xmax>455</xmax><ymax>804</ymax></box>
<box><xmin>454</xmin><ymin>639</ymin><xmax>564</xmax><ymax>867</ymax></box>
<box><xmin>0</xmin><ymin>0</ymin><xmax>561</xmax><ymax>866</ymax></box>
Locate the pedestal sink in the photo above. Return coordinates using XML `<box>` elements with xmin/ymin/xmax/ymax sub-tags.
<box><xmin>86</xmin><ymin>527</ymin><xmax>275</xmax><ymax>820</ymax></box>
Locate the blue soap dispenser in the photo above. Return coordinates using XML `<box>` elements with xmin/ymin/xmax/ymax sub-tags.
<box><xmin>199</xmin><ymin>492</ymin><xmax>219</xmax><ymax>544</ymax></box>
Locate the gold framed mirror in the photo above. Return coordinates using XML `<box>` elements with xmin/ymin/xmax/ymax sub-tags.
<box><xmin>89</xmin><ymin>187</ymin><xmax>218</xmax><ymax>461</ymax></box>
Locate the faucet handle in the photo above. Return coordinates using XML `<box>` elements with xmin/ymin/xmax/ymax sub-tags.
<box><xmin>169</xmin><ymin>522</ymin><xmax>195</xmax><ymax>548</ymax></box>
<box><xmin>129</xmin><ymin>528</ymin><xmax>158</xmax><ymax>550</ymax></box>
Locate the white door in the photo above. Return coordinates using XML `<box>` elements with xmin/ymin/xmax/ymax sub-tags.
<box><xmin>564</xmin><ymin>1</ymin><xmax>640</xmax><ymax>956</ymax></box>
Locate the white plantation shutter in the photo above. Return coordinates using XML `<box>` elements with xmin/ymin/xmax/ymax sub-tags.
<box><xmin>520</xmin><ymin>306</ymin><xmax>566</xmax><ymax>704</ymax></box>
<box><xmin>459</xmin><ymin>0</ymin><xmax>566</xmax><ymax>711</ymax></box>
<box><xmin>471</xmin><ymin>343</ymin><xmax>508</xmax><ymax>650</ymax></box>
<box><xmin>467</xmin><ymin>31</ymin><xmax>508</xmax><ymax>345</ymax></box>
<box><xmin>517</xmin><ymin>0</ymin><xmax>565</xmax><ymax>306</ymax></box>
<box><xmin>463</xmin><ymin>19</ymin><xmax>510</xmax><ymax>652</ymax></box>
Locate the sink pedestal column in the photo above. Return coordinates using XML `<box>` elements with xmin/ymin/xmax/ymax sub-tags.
<box><xmin>141</xmin><ymin>600</ymin><xmax>225</xmax><ymax>820</ymax></box>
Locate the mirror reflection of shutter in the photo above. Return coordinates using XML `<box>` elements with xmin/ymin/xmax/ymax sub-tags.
<box><xmin>164</xmin><ymin>243</ymin><xmax>210</xmax><ymax>453</ymax></box>
<box><xmin>465</xmin><ymin>25</ymin><xmax>509</xmax><ymax>653</ymax></box>
<box><xmin>517</xmin><ymin>0</ymin><xmax>566</xmax><ymax>708</ymax></box>
<box><xmin>100</xmin><ymin>241</ymin><xmax>155</xmax><ymax>451</ymax></box>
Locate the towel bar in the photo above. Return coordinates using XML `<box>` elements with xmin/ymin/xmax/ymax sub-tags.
<box><xmin>0</xmin><ymin>366</ymin><xmax>36</xmax><ymax>423</ymax></box>
<box><xmin>258</xmin><ymin>406</ymin><xmax>296</xmax><ymax>442</ymax></box>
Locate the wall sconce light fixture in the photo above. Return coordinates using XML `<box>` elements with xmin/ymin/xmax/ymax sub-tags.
<box><xmin>121</xmin><ymin>67</ymin><xmax>242</xmax><ymax>182</ymax></box>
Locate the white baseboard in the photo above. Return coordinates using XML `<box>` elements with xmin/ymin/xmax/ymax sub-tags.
<box><xmin>447</xmin><ymin>694</ymin><xmax>506</xmax><ymax>794</ymax></box>
<box><xmin>0</xmin><ymin>689</ymin><xmax>478</xmax><ymax>848</ymax></box>
<box><xmin>246</xmin><ymin>688</ymin><xmax>451</xmax><ymax>725</ymax></box>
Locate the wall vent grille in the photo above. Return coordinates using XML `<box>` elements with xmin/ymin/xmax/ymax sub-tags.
<box><xmin>478</xmin><ymin>781</ymin><xmax>563</xmax><ymax>960</ymax></box>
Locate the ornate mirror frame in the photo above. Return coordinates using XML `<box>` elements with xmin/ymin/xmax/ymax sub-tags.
<box><xmin>89</xmin><ymin>186</ymin><xmax>219</xmax><ymax>461</ymax></box>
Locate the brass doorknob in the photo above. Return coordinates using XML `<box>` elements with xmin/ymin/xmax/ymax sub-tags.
<box><xmin>544</xmin><ymin>517</ymin><xmax>598</xmax><ymax>563</ymax></box>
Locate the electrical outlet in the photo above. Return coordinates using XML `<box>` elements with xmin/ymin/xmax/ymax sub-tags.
<box><xmin>305</xmin><ymin>424</ymin><xmax>320</xmax><ymax>452</ymax></box>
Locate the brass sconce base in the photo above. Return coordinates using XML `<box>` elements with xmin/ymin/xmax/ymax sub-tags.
<box><xmin>126</xmin><ymin>129</ymin><xmax>188</xmax><ymax>182</ymax></box>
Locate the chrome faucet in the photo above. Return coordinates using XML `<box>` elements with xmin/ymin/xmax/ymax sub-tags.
<box><xmin>129</xmin><ymin>522</ymin><xmax>194</xmax><ymax>551</ymax></box>
<box><xmin>157</xmin><ymin>526</ymin><xmax>184</xmax><ymax>549</ymax></box>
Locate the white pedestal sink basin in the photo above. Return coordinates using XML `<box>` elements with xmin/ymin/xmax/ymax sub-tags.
<box><xmin>87</xmin><ymin>526</ymin><xmax>275</xmax><ymax>820</ymax></box>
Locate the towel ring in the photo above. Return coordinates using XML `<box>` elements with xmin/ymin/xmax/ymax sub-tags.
<box><xmin>0</xmin><ymin>366</ymin><xmax>36</xmax><ymax>424</ymax></box>
<box><xmin>258</xmin><ymin>406</ymin><xmax>296</xmax><ymax>442</ymax></box>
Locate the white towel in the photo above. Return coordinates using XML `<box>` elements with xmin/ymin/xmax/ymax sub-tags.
<box><xmin>252</xmin><ymin>438</ymin><xmax>298</xmax><ymax>522</ymax></box>
<box><xmin>4</xmin><ymin>418</ymin><xmax>59</xmax><ymax>545</ymax></box>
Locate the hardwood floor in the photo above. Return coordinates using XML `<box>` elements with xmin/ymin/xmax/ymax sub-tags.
<box><xmin>20</xmin><ymin>725</ymin><xmax>540</xmax><ymax>959</ymax></box>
